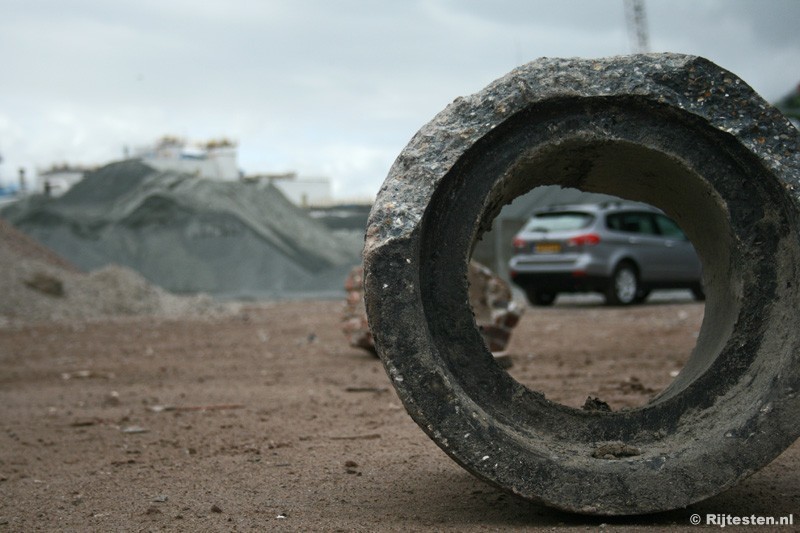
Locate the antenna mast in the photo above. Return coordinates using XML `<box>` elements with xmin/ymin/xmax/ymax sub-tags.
<box><xmin>624</xmin><ymin>0</ymin><xmax>650</xmax><ymax>54</ymax></box>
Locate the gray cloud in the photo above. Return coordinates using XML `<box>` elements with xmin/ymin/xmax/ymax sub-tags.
<box><xmin>1</xmin><ymin>0</ymin><xmax>797</xmax><ymax>198</ymax></box>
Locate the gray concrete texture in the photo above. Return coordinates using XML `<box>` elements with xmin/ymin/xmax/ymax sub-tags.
<box><xmin>364</xmin><ymin>53</ymin><xmax>800</xmax><ymax>514</ymax></box>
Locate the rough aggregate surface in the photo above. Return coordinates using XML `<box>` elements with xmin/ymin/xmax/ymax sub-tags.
<box><xmin>364</xmin><ymin>53</ymin><xmax>800</xmax><ymax>514</ymax></box>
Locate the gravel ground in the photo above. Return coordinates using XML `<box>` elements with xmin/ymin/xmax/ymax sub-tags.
<box><xmin>1</xmin><ymin>298</ymin><xmax>798</xmax><ymax>531</ymax></box>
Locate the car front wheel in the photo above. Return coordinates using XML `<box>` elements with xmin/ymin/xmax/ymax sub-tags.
<box><xmin>606</xmin><ymin>263</ymin><xmax>639</xmax><ymax>306</ymax></box>
<box><xmin>691</xmin><ymin>283</ymin><xmax>705</xmax><ymax>301</ymax></box>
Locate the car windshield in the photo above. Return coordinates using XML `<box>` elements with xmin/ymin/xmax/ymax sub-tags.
<box><xmin>523</xmin><ymin>212</ymin><xmax>594</xmax><ymax>232</ymax></box>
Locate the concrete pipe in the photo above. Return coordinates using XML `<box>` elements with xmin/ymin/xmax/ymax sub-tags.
<box><xmin>363</xmin><ymin>54</ymin><xmax>800</xmax><ymax>515</ymax></box>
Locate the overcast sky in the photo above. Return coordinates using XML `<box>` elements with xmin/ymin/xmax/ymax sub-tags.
<box><xmin>1</xmin><ymin>0</ymin><xmax>798</xmax><ymax>199</ymax></box>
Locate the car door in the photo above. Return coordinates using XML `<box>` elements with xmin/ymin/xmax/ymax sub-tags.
<box><xmin>653</xmin><ymin>214</ymin><xmax>701</xmax><ymax>281</ymax></box>
<box><xmin>605</xmin><ymin>211</ymin><xmax>666</xmax><ymax>282</ymax></box>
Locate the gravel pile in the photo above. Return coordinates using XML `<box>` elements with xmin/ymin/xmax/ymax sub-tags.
<box><xmin>2</xmin><ymin>160</ymin><xmax>363</xmax><ymax>299</ymax></box>
<box><xmin>0</xmin><ymin>218</ymin><xmax>229</xmax><ymax>325</ymax></box>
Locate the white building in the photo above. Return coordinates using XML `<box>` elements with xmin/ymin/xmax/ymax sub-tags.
<box><xmin>37</xmin><ymin>165</ymin><xmax>90</xmax><ymax>196</ymax></box>
<box><xmin>31</xmin><ymin>137</ymin><xmax>335</xmax><ymax>207</ymax></box>
<box><xmin>273</xmin><ymin>175</ymin><xmax>332</xmax><ymax>207</ymax></box>
<box><xmin>244</xmin><ymin>172</ymin><xmax>332</xmax><ymax>207</ymax></box>
<box><xmin>134</xmin><ymin>136</ymin><xmax>240</xmax><ymax>181</ymax></box>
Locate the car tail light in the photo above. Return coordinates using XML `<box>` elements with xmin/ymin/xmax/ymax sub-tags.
<box><xmin>512</xmin><ymin>237</ymin><xmax>527</xmax><ymax>250</ymax></box>
<box><xmin>567</xmin><ymin>233</ymin><xmax>601</xmax><ymax>247</ymax></box>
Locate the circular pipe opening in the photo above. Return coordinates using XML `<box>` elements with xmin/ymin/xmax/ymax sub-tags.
<box><xmin>486</xmin><ymin>140</ymin><xmax>729</xmax><ymax>407</ymax></box>
<box><xmin>419</xmin><ymin>98</ymin><xmax>747</xmax><ymax>423</ymax></box>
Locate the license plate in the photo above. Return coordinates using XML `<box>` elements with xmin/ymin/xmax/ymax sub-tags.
<box><xmin>535</xmin><ymin>242</ymin><xmax>561</xmax><ymax>254</ymax></box>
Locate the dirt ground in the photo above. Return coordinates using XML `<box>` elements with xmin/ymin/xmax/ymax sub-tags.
<box><xmin>1</xmin><ymin>297</ymin><xmax>798</xmax><ymax>531</ymax></box>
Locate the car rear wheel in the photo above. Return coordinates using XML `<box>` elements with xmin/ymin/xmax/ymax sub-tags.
<box><xmin>524</xmin><ymin>288</ymin><xmax>556</xmax><ymax>306</ymax></box>
<box><xmin>606</xmin><ymin>263</ymin><xmax>639</xmax><ymax>305</ymax></box>
<box><xmin>533</xmin><ymin>291</ymin><xmax>557</xmax><ymax>306</ymax></box>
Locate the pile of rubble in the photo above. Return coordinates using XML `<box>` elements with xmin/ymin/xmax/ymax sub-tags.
<box><xmin>342</xmin><ymin>261</ymin><xmax>524</xmax><ymax>356</ymax></box>
<box><xmin>0</xmin><ymin>219</ymin><xmax>228</xmax><ymax>325</ymax></box>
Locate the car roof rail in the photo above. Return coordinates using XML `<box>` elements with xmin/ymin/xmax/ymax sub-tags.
<box><xmin>598</xmin><ymin>200</ymin><xmax>626</xmax><ymax>210</ymax></box>
<box><xmin>537</xmin><ymin>203</ymin><xmax>595</xmax><ymax>213</ymax></box>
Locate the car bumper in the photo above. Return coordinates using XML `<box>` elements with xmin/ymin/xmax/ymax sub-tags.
<box><xmin>509</xmin><ymin>271</ymin><xmax>610</xmax><ymax>293</ymax></box>
<box><xmin>508</xmin><ymin>253</ymin><xmax>610</xmax><ymax>293</ymax></box>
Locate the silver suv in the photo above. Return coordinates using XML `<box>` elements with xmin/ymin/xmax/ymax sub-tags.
<box><xmin>508</xmin><ymin>202</ymin><xmax>703</xmax><ymax>306</ymax></box>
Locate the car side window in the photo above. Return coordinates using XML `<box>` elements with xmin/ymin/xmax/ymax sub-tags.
<box><xmin>606</xmin><ymin>214</ymin><xmax>623</xmax><ymax>231</ymax></box>
<box><xmin>606</xmin><ymin>212</ymin><xmax>658</xmax><ymax>235</ymax></box>
<box><xmin>655</xmin><ymin>214</ymin><xmax>687</xmax><ymax>239</ymax></box>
